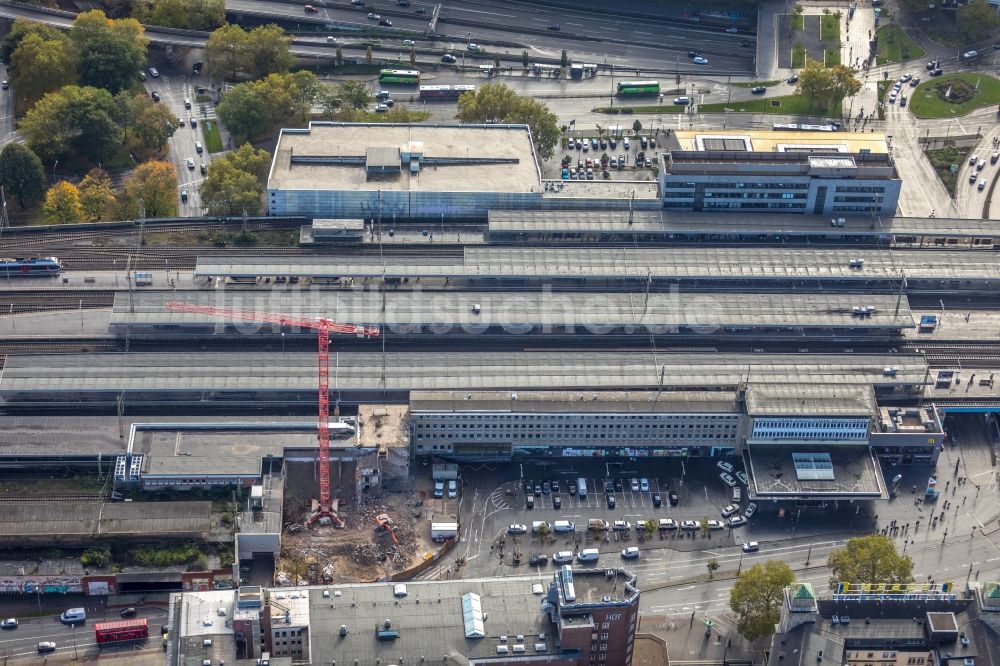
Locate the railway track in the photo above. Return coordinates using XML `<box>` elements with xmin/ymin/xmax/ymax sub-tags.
<box><xmin>0</xmin><ymin>494</ymin><xmax>108</xmax><ymax>502</ymax></box>
<box><xmin>0</xmin><ymin>290</ymin><xmax>115</xmax><ymax>314</ymax></box>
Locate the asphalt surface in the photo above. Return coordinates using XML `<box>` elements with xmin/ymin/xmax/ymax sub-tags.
<box><xmin>231</xmin><ymin>0</ymin><xmax>758</xmax><ymax>74</ymax></box>
<box><xmin>0</xmin><ymin>603</ymin><xmax>168</xmax><ymax>662</ymax></box>
<box><xmin>144</xmin><ymin>69</ymin><xmax>220</xmax><ymax>217</ymax></box>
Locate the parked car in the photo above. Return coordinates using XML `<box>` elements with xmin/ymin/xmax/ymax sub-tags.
<box><xmin>744</xmin><ymin>503</ymin><xmax>757</xmax><ymax>518</ymax></box>
<box><xmin>614</xmin><ymin>479</ymin><xmax>623</xmax><ymax>492</ymax></box>
<box><xmin>706</xmin><ymin>520</ymin><xmax>725</xmax><ymax>530</ymax></box>
<box><xmin>721</xmin><ymin>504</ymin><xmax>739</xmax><ymax>518</ymax></box>
<box><xmin>529</xmin><ymin>554</ymin><xmax>548</xmax><ymax>566</ymax></box>
<box><xmin>717</xmin><ymin>461</ymin><xmax>734</xmax><ymax>473</ymax></box>
<box><xmin>899</xmin><ymin>73</ymin><xmax>912</xmax><ymax>82</ymax></box>
<box><xmin>151</xmin><ymin>91</ymin><xmax>160</xmax><ymax>102</ymax></box>
<box><xmin>630</xmin><ymin>478</ymin><xmax>640</xmax><ymax>492</ymax></box>
<box><xmin>640</xmin><ymin>478</ymin><xmax>649</xmax><ymax>492</ymax></box>
<box><xmin>719</xmin><ymin>473</ymin><xmax>737</xmax><ymax>487</ymax></box>
<box><xmin>552</xmin><ymin>551</ymin><xmax>574</xmax><ymax>564</ymax></box>
<box><xmin>607</xmin><ymin>495</ymin><xmax>616</xmax><ymax>509</ymax></box>
<box><xmin>568</xmin><ymin>482</ymin><xmax>577</xmax><ymax>495</ymax></box>
<box><xmin>742</xmin><ymin>541</ymin><xmax>760</xmax><ymax>552</ymax></box>
<box><xmin>652</xmin><ymin>493</ymin><xmax>662</xmax><ymax>508</ymax></box>
<box><xmin>447</xmin><ymin>480</ymin><xmax>457</xmax><ymax>498</ymax></box>
<box><xmin>680</xmin><ymin>520</ymin><xmax>698</xmax><ymax>530</ymax></box>
<box><xmin>542</xmin><ymin>481</ymin><xmax>550</xmax><ymax>494</ymax></box>
<box><xmin>621</xmin><ymin>546</ymin><xmax>640</xmax><ymax>559</ymax></box>
<box><xmin>729</xmin><ymin>516</ymin><xmax>748</xmax><ymax>527</ymax></box>
<box><xmin>736</xmin><ymin>471</ymin><xmax>748</xmax><ymax>485</ymax></box>
<box><xmin>433</xmin><ymin>481</ymin><xmax>444</xmax><ymax>498</ymax></box>
<box><xmin>552</xmin><ymin>495</ymin><xmax>561</xmax><ymax>509</ymax></box>
<box><xmin>668</xmin><ymin>490</ymin><xmax>679</xmax><ymax>506</ymax></box>
<box><xmin>149</xmin><ymin>67</ymin><xmax>159</xmax><ymax>77</ymax></box>
<box><xmin>613</xmin><ymin>520</ymin><xmax>632</xmax><ymax>531</ymax></box>
<box><xmin>508</xmin><ymin>524</ymin><xmax>527</xmax><ymax>534</ymax></box>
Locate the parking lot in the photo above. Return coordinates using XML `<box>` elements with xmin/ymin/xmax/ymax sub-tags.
<box><xmin>445</xmin><ymin>460</ymin><xmax>764</xmax><ymax>573</ymax></box>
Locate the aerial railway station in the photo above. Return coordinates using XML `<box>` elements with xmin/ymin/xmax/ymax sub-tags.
<box><xmin>484</xmin><ymin>210</ymin><xmax>1000</xmax><ymax>249</ymax></box>
<box><xmin>0</xmin><ymin>351</ymin><xmax>929</xmax><ymax>406</ymax></box>
<box><xmin>110</xmin><ymin>290</ymin><xmax>915</xmax><ymax>341</ymax></box>
<box><xmin>194</xmin><ymin>247</ymin><xmax>1000</xmax><ymax>293</ymax></box>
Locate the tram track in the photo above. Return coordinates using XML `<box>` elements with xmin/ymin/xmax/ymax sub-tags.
<box><xmin>0</xmin><ymin>290</ymin><xmax>115</xmax><ymax>314</ymax></box>
<box><xmin>0</xmin><ymin>494</ymin><xmax>107</xmax><ymax>502</ymax></box>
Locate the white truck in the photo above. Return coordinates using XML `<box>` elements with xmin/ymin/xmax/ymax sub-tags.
<box><xmin>430</xmin><ymin>522</ymin><xmax>459</xmax><ymax>542</ymax></box>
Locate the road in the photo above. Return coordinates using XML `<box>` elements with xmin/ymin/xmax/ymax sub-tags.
<box><xmin>230</xmin><ymin>0</ymin><xmax>758</xmax><ymax>74</ymax></box>
<box><xmin>0</xmin><ymin>605</ymin><xmax>168</xmax><ymax>662</ymax></box>
<box><xmin>145</xmin><ymin>70</ymin><xmax>222</xmax><ymax>216</ymax></box>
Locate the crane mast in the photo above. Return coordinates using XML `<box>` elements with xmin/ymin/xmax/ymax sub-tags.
<box><xmin>165</xmin><ymin>301</ymin><xmax>380</xmax><ymax>525</ymax></box>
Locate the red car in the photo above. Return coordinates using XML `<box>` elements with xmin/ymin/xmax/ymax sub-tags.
<box><xmin>304</xmin><ymin>4</ymin><xmax>318</xmax><ymax>12</ymax></box>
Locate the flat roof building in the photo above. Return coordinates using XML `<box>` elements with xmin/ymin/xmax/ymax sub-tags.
<box><xmin>267</xmin><ymin>122</ymin><xmax>543</xmax><ymax>220</ymax></box>
<box><xmin>660</xmin><ymin>130</ymin><xmax>901</xmax><ymax>216</ymax></box>
<box><xmin>168</xmin><ymin>568</ymin><xmax>641</xmax><ymax>665</ymax></box>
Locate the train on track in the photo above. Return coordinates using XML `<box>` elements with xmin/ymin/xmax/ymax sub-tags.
<box><xmin>0</xmin><ymin>256</ymin><xmax>62</xmax><ymax>277</ymax></box>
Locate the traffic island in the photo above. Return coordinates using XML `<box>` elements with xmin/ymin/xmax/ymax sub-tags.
<box><xmin>909</xmin><ymin>73</ymin><xmax>1000</xmax><ymax>118</ymax></box>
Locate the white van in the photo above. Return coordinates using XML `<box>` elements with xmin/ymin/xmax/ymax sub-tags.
<box><xmin>553</xmin><ymin>551</ymin><xmax>574</xmax><ymax>563</ymax></box>
<box><xmin>552</xmin><ymin>520</ymin><xmax>575</xmax><ymax>533</ymax></box>
<box><xmin>577</xmin><ymin>548</ymin><xmax>600</xmax><ymax>562</ymax></box>
<box><xmin>60</xmin><ymin>608</ymin><xmax>86</xmax><ymax>624</ymax></box>
<box><xmin>531</xmin><ymin>521</ymin><xmax>550</xmax><ymax>533</ymax></box>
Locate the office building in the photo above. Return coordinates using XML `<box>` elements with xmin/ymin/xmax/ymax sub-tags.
<box><xmin>659</xmin><ymin>130</ymin><xmax>901</xmax><ymax>215</ymax></box>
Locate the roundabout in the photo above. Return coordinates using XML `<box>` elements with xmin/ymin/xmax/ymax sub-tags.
<box><xmin>909</xmin><ymin>72</ymin><xmax>1000</xmax><ymax>118</ymax></box>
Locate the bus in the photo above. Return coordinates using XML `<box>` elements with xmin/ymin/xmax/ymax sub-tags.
<box><xmin>531</xmin><ymin>63</ymin><xmax>561</xmax><ymax>75</ymax></box>
<box><xmin>95</xmin><ymin>618</ymin><xmax>148</xmax><ymax>646</ymax></box>
<box><xmin>419</xmin><ymin>84</ymin><xmax>475</xmax><ymax>100</ymax></box>
<box><xmin>772</xmin><ymin>123</ymin><xmax>840</xmax><ymax>132</ymax></box>
<box><xmin>379</xmin><ymin>69</ymin><xmax>420</xmax><ymax>85</ymax></box>
<box><xmin>616</xmin><ymin>80</ymin><xmax>660</xmax><ymax>96</ymax></box>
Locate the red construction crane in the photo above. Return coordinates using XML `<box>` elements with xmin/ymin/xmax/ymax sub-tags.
<box><xmin>165</xmin><ymin>301</ymin><xmax>380</xmax><ymax>525</ymax></box>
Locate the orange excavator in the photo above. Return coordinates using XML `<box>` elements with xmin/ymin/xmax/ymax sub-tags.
<box><xmin>375</xmin><ymin>513</ymin><xmax>399</xmax><ymax>547</ymax></box>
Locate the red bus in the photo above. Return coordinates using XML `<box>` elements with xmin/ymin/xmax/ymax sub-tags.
<box><xmin>95</xmin><ymin>618</ymin><xmax>148</xmax><ymax>646</ymax></box>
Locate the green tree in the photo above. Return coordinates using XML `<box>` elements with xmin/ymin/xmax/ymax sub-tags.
<box><xmin>699</xmin><ymin>517</ymin><xmax>710</xmax><ymax>536</ymax></box>
<box><xmin>0</xmin><ymin>143</ymin><xmax>46</xmax><ymax>209</ymax></box>
<box><xmin>132</xmin><ymin>101</ymin><xmax>178</xmax><ymax>158</ymax></box>
<box><xmin>121</xmin><ymin>160</ymin><xmax>177</xmax><ymax>218</ymax></box>
<box><xmin>317</xmin><ymin>86</ymin><xmax>342</xmax><ymax>118</ymax></box>
<box><xmin>70</xmin><ymin>10</ymin><xmax>148</xmax><ymax>94</ymax></box>
<box><xmin>0</xmin><ymin>18</ymin><xmax>65</xmax><ymax>65</ymax></box>
<box><xmin>957</xmin><ymin>0</ymin><xmax>1000</xmax><ymax>42</ymax></box>
<box><xmin>632</xmin><ymin>119</ymin><xmax>643</xmax><ymax>135</ymax></box>
<box><xmin>707</xmin><ymin>558</ymin><xmax>720</xmax><ymax>580</ymax></box>
<box><xmin>560</xmin><ymin>49</ymin><xmax>568</xmax><ymax>67</ymax></box>
<box><xmin>216</xmin><ymin>81</ymin><xmax>269</xmax><ymax>140</ymax></box>
<box><xmin>205</xmin><ymin>23</ymin><xmax>248</xmax><ymax>81</ymax></box>
<box><xmin>494</xmin><ymin>54</ymin><xmax>501</xmax><ymax>71</ymax></box>
<box><xmin>10</xmin><ymin>32</ymin><xmax>78</xmax><ymax>111</ymax></box>
<box><xmin>199</xmin><ymin>158</ymin><xmax>263</xmax><ymax>215</ymax></box>
<box><xmin>338</xmin><ymin>79</ymin><xmax>372</xmax><ymax>109</ymax></box>
<box><xmin>217</xmin><ymin>72</ymin><xmax>317</xmax><ymax>141</ymax></box>
<box><xmin>730</xmin><ymin>561</ymin><xmax>796</xmax><ymax>641</ymax></box>
<box><xmin>78</xmin><ymin>169</ymin><xmax>116</xmax><ymax>221</ymax></box>
<box><xmin>43</xmin><ymin>181</ymin><xmax>85</xmax><ymax>224</ymax></box>
<box><xmin>243</xmin><ymin>25</ymin><xmax>294</xmax><ymax>79</ymax></box>
<box><xmin>796</xmin><ymin>59</ymin><xmax>860</xmax><ymax>111</ymax></box>
<box><xmin>19</xmin><ymin>85</ymin><xmax>121</xmax><ymax>164</ymax></box>
<box><xmin>223</xmin><ymin>143</ymin><xmax>271</xmax><ymax>183</ymax></box>
<box><xmin>521</xmin><ymin>50</ymin><xmax>529</xmax><ymax>69</ymax></box>
<box><xmin>336</xmin><ymin>47</ymin><xmax>344</xmax><ymax>65</ymax></box>
<box><xmin>828</xmin><ymin>535</ymin><xmax>914</xmax><ymax>586</ymax></box>
<box><xmin>456</xmin><ymin>83</ymin><xmax>561</xmax><ymax>159</ymax></box>
<box><xmin>132</xmin><ymin>0</ymin><xmax>225</xmax><ymax>31</ymax></box>
<box><xmin>366</xmin><ymin>45</ymin><xmax>373</xmax><ymax>64</ymax></box>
